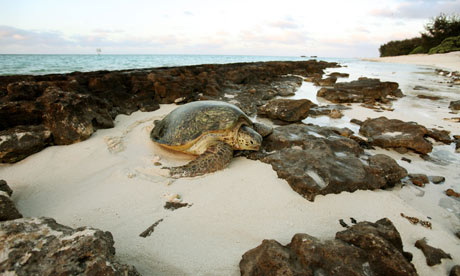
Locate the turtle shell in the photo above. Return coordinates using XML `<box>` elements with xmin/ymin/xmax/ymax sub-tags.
<box><xmin>151</xmin><ymin>101</ymin><xmax>252</xmax><ymax>148</ymax></box>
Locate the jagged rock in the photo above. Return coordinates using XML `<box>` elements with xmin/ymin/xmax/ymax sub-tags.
<box><xmin>0</xmin><ymin>61</ymin><xmax>339</xmax><ymax>162</ymax></box>
<box><xmin>251</xmin><ymin>124</ymin><xmax>407</xmax><ymax>201</ymax></box>
<box><xmin>450</xmin><ymin>100</ymin><xmax>460</xmax><ymax>110</ymax></box>
<box><xmin>40</xmin><ymin>86</ymin><xmax>114</xmax><ymax>144</ymax></box>
<box><xmin>257</xmin><ymin>99</ymin><xmax>314</xmax><ymax>122</ymax></box>
<box><xmin>417</xmin><ymin>94</ymin><xmax>442</xmax><ymax>100</ymax></box>
<box><xmin>0</xmin><ymin>179</ymin><xmax>13</xmax><ymax>196</ymax></box>
<box><xmin>451</xmin><ymin>265</ymin><xmax>460</xmax><ymax>276</ymax></box>
<box><xmin>327</xmin><ymin>72</ymin><xmax>349</xmax><ymax>78</ymax></box>
<box><xmin>317</xmin><ymin>77</ymin><xmax>403</xmax><ymax>103</ymax></box>
<box><xmin>0</xmin><ymin>180</ymin><xmax>22</xmax><ymax>222</ymax></box>
<box><xmin>446</xmin><ymin>189</ymin><xmax>460</xmax><ymax>198</ymax></box>
<box><xmin>415</xmin><ymin>238</ymin><xmax>452</xmax><ymax>266</ymax></box>
<box><xmin>429</xmin><ymin>176</ymin><xmax>445</xmax><ymax>184</ymax></box>
<box><xmin>308</xmin><ymin>104</ymin><xmax>350</xmax><ymax>118</ymax></box>
<box><xmin>455</xmin><ymin>135</ymin><xmax>460</xmax><ymax>151</ymax></box>
<box><xmin>359</xmin><ymin>117</ymin><xmax>433</xmax><ymax>154</ymax></box>
<box><xmin>240</xmin><ymin>218</ymin><xmax>417</xmax><ymax>276</ymax></box>
<box><xmin>0</xmin><ymin>125</ymin><xmax>52</xmax><ymax>163</ymax></box>
<box><xmin>314</xmin><ymin>76</ymin><xmax>337</xmax><ymax>86</ymax></box>
<box><xmin>0</xmin><ymin>217</ymin><xmax>140</xmax><ymax>275</ymax></box>
<box><xmin>427</xmin><ymin>128</ymin><xmax>452</xmax><ymax>144</ymax></box>
<box><xmin>409</xmin><ymin>174</ymin><xmax>429</xmax><ymax>187</ymax></box>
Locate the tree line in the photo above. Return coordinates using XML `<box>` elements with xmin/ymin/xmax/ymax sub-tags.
<box><xmin>379</xmin><ymin>13</ymin><xmax>460</xmax><ymax>57</ymax></box>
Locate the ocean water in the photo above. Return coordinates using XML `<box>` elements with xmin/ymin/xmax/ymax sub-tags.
<box><xmin>0</xmin><ymin>54</ymin><xmax>348</xmax><ymax>76</ymax></box>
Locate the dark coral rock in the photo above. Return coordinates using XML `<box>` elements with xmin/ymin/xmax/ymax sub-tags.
<box><xmin>449</xmin><ymin>100</ymin><xmax>460</xmax><ymax>111</ymax></box>
<box><xmin>451</xmin><ymin>265</ymin><xmax>460</xmax><ymax>276</ymax></box>
<box><xmin>359</xmin><ymin>117</ymin><xmax>433</xmax><ymax>154</ymax></box>
<box><xmin>317</xmin><ymin>77</ymin><xmax>403</xmax><ymax>103</ymax></box>
<box><xmin>0</xmin><ymin>180</ymin><xmax>22</xmax><ymax>222</ymax></box>
<box><xmin>0</xmin><ymin>179</ymin><xmax>13</xmax><ymax>196</ymax></box>
<box><xmin>0</xmin><ymin>217</ymin><xmax>140</xmax><ymax>275</ymax></box>
<box><xmin>253</xmin><ymin>124</ymin><xmax>407</xmax><ymax>201</ymax></box>
<box><xmin>0</xmin><ymin>125</ymin><xmax>52</xmax><ymax>163</ymax></box>
<box><xmin>415</xmin><ymin>238</ymin><xmax>452</xmax><ymax>266</ymax></box>
<box><xmin>0</xmin><ymin>60</ymin><xmax>339</xmax><ymax>163</ymax></box>
<box><xmin>257</xmin><ymin>99</ymin><xmax>314</xmax><ymax>122</ymax></box>
<box><xmin>408</xmin><ymin>174</ymin><xmax>430</xmax><ymax>187</ymax></box>
<box><xmin>240</xmin><ymin>218</ymin><xmax>417</xmax><ymax>276</ymax></box>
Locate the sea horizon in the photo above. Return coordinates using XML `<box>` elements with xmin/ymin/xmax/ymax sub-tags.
<box><xmin>0</xmin><ymin>54</ymin><xmax>357</xmax><ymax>76</ymax></box>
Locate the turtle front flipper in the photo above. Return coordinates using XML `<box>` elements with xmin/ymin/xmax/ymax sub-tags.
<box><xmin>167</xmin><ymin>141</ymin><xmax>233</xmax><ymax>178</ymax></box>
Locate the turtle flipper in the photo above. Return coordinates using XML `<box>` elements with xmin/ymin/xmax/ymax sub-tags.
<box><xmin>167</xmin><ymin>141</ymin><xmax>233</xmax><ymax>178</ymax></box>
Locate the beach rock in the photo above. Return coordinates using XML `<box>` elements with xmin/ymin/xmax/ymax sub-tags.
<box><xmin>450</xmin><ymin>100</ymin><xmax>460</xmax><ymax>110</ymax></box>
<box><xmin>409</xmin><ymin>174</ymin><xmax>429</xmax><ymax>187</ymax></box>
<box><xmin>251</xmin><ymin>124</ymin><xmax>407</xmax><ymax>201</ymax></box>
<box><xmin>308</xmin><ymin>104</ymin><xmax>350</xmax><ymax>118</ymax></box>
<box><xmin>0</xmin><ymin>180</ymin><xmax>22</xmax><ymax>222</ymax></box>
<box><xmin>451</xmin><ymin>265</ymin><xmax>460</xmax><ymax>276</ymax></box>
<box><xmin>314</xmin><ymin>76</ymin><xmax>337</xmax><ymax>86</ymax></box>
<box><xmin>0</xmin><ymin>125</ymin><xmax>52</xmax><ymax>163</ymax></box>
<box><xmin>430</xmin><ymin>176</ymin><xmax>445</xmax><ymax>184</ymax></box>
<box><xmin>417</xmin><ymin>94</ymin><xmax>442</xmax><ymax>100</ymax></box>
<box><xmin>0</xmin><ymin>217</ymin><xmax>140</xmax><ymax>275</ymax></box>
<box><xmin>427</xmin><ymin>128</ymin><xmax>452</xmax><ymax>144</ymax></box>
<box><xmin>39</xmin><ymin>86</ymin><xmax>114</xmax><ymax>144</ymax></box>
<box><xmin>446</xmin><ymin>189</ymin><xmax>460</xmax><ymax>198</ymax></box>
<box><xmin>0</xmin><ymin>179</ymin><xmax>13</xmax><ymax>196</ymax></box>
<box><xmin>455</xmin><ymin>135</ymin><xmax>460</xmax><ymax>151</ymax></box>
<box><xmin>327</xmin><ymin>72</ymin><xmax>349</xmax><ymax>78</ymax></box>
<box><xmin>415</xmin><ymin>238</ymin><xmax>452</xmax><ymax>266</ymax></box>
<box><xmin>257</xmin><ymin>99</ymin><xmax>314</xmax><ymax>122</ymax></box>
<box><xmin>317</xmin><ymin>77</ymin><xmax>403</xmax><ymax>103</ymax></box>
<box><xmin>0</xmin><ymin>60</ymin><xmax>339</xmax><ymax>162</ymax></box>
<box><xmin>240</xmin><ymin>218</ymin><xmax>417</xmax><ymax>276</ymax></box>
<box><xmin>359</xmin><ymin>117</ymin><xmax>433</xmax><ymax>154</ymax></box>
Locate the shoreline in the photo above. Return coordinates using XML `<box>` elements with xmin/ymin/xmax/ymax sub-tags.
<box><xmin>363</xmin><ymin>51</ymin><xmax>460</xmax><ymax>72</ymax></box>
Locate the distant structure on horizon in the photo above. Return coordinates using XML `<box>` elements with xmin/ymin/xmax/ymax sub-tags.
<box><xmin>96</xmin><ymin>48</ymin><xmax>102</xmax><ymax>55</ymax></box>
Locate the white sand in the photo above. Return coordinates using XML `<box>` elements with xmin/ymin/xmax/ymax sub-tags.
<box><xmin>364</xmin><ymin>51</ymin><xmax>460</xmax><ymax>72</ymax></box>
<box><xmin>1</xmin><ymin>62</ymin><xmax>460</xmax><ymax>275</ymax></box>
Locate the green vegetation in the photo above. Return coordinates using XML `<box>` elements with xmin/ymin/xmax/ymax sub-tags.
<box><xmin>379</xmin><ymin>13</ymin><xmax>460</xmax><ymax>57</ymax></box>
<box><xmin>428</xmin><ymin>35</ymin><xmax>460</xmax><ymax>54</ymax></box>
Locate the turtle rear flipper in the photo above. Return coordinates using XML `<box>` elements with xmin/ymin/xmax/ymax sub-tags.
<box><xmin>167</xmin><ymin>141</ymin><xmax>233</xmax><ymax>178</ymax></box>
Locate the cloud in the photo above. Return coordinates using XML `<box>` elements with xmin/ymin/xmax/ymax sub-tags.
<box><xmin>0</xmin><ymin>25</ymin><xmax>188</xmax><ymax>54</ymax></box>
<box><xmin>370</xmin><ymin>0</ymin><xmax>460</xmax><ymax>19</ymax></box>
<box><xmin>268</xmin><ymin>20</ymin><xmax>300</xmax><ymax>30</ymax></box>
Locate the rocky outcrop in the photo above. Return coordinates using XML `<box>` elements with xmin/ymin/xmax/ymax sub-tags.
<box><xmin>0</xmin><ymin>60</ymin><xmax>338</xmax><ymax>163</ymax></box>
<box><xmin>359</xmin><ymin>117</ymin><xmax>451</xmax><ymax>154</ymax></box>
<box><xmin>317</xmin><ymin>77</ymin><xmax>403</xmax><ymax>103</ymax></box>
<box><xmin>408</xmin><ymin>174</ymin><xmax>429</xmax><ymax>187</ymax></box>
<box><xmin>415</xmin><ymin>238</ymin><xmax>452</xmax><ymax>266</ymax></box>
<box><xmin>308</xmin><ymin>104</ymin><xmax>349</xmax><ymax>118</ymax></box>
<box><xmin>0</xmin><ymin>180</ymin><xmax>22</xmax><ymax>221</ymax></box>
<box><xmin>0</xmin><ymin>217</ymin><xmax>140</xmax><ymax>275</ymax></box>
<box><xmin>0</xmin><ymin>181</ymin><xmax>140</xmax><ymax>275</ymax></box>
<box><xmin>450</xmin><ymin>100</ymin><xmax>460</xmax><ymax>111</ymax></box>
<box><xmin>257</xmin><ymin>99</ymin><xmax>314</xmax><ymax>122</ymax></box>
<box><xmin>248</xmin><ymin>124</ymin><xmax>407</xmax><ymax>201</ymax></box>
<box><xmin>451</xmin><ymin>265</ymin><xmax>460</xmax><ymax>276</ymax></box>
<box><xmin>240</xmin><ymin>218</ymin><xmax>417</xmax><ymax>276</ymax></box>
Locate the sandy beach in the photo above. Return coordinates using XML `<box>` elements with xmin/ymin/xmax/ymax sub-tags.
<box><xmin>363</xmin><ymin>51</ymin><xmax>460</xmax><ymax>72</ymax></box>
<box><xmin>1</xmin><ymin>55</ymin><xmax>459</xmax><ymax>275</ymax></box>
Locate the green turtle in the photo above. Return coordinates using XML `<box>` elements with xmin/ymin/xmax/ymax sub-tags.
<box><xmin>151</xmin><ymin>101</ymin><xmax>271</xmax><ymax>178</ymax></box>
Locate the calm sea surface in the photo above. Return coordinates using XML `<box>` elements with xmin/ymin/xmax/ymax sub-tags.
<box><xmin>0</xmin><ymin>54</ymin><xmax>352</xmax><ymax>76</ymax></box>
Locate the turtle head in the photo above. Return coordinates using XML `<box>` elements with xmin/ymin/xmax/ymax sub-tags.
<box><xmin>235</xmin><ymin>125</ymin><xmax>262</xmax><ymax>150</ymax></box>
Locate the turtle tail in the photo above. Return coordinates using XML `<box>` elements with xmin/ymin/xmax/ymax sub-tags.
<box><xmin>167</xmin><ymin>141</ymin><xmax>233</xmax><ymax>178</ymax></box>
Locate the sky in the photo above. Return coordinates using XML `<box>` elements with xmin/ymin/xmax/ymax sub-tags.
<box><xmin>0</xmin><ymin>0</ymin><xmax>459</xmax><ymax>57</ymax></box>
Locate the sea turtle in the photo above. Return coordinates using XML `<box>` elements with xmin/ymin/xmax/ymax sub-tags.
<box><xmin>151</xmin><ymin>101</ymin><xmax>272</xmax><ymax>178</ymax></box>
